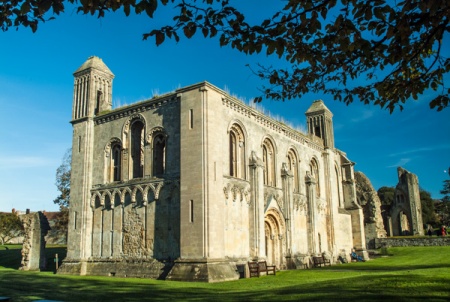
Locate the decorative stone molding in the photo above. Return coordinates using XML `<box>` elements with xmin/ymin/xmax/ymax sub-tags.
<box><xmin>317</xmin><ymin>198</ymin><xmax>327</xmax><ymax>214</ymax></box>
<box><xmin>95</xmin><ymin>95</ymin><xmax>179</xmax><ymax>125</ymax></box>
<box><xmin>294</xmin><ymin>194</ymin><xmax>308</xmax><ymax>214</ymax></box>
<box><xmin>264</xmin><ymin>188</ymin><xmax>283</xmax><ymax>209</ymax></box>
<box><xmin>146</xmin><ymin>126</ymin><xmax>168</xmax><ymax>144</ymax></box>
<box><xmin>90</xmin><ymin>179</ymin><xmax>175</xmax><ymax>208</ymax></box>
<box><xmin>249</xmin><ymin>151</ymin><xmax>264</xmax><ymax>167</ymax></box>
<box><xmin>223</xmin><ymin>182</ymin><xmax>250</xmax><ymax>203</ymax></box>
<box><xmin>281</xmin><ymin>162</ymin><xmax>293</xmax><ymax>177</ymax></box>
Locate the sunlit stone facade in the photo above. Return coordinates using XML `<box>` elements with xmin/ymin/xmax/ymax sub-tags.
<box><xmin>58</xmin><ymin>56</ymin><xmax>367</xmax><ymax>282</ymax></box>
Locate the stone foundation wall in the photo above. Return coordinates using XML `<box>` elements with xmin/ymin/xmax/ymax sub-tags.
<box><xmin>375</xmin><ymin>237</ymin><xmax>450</xmax><ymax>249</ymax></box>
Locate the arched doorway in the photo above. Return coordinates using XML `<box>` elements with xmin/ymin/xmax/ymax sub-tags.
<box><xmin>264</xmin><ymin>208</ymin><xmax>285</xmax><ymax>269</ymax></box>
<box><xmin>399</xmin><ymin>211</ymin><xmax>411</xmax><ymax>235</ymax></box>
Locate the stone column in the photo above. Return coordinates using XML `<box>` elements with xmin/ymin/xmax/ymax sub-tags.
<box><xmin>322</xmin><ymin>150</ymin><xmax>336</xmax><ymax>255</ymax></box>
<box><xmin>249</xmin><ymin>151</ymin><xmax>265</xmax><ymax>259</ymax></box>
<box><xmin>305</xmin><ymin>172</ymin><xmax>317</xmax><ymax>255</ymax></box>
<box><xmin>281</xmin><ymin>163</ymin><xmax>294</xmax><ymax>267</ymax></box>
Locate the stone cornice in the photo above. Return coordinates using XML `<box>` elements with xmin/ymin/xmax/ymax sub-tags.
<box><xmin>94</xmin><ymin>94</ymin><xmax>179</xmax><ymax>125</ymax></box>
<box><xmin>221</xmin><ymin>95</ymin><xmax>325</xmax><ymax>151</ymax></box>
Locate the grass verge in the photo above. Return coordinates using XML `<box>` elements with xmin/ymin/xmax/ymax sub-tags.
<box><xmin>1</xmin><ymin>246</ymin><xmax>449</xmax><ymax>301</ymax></box>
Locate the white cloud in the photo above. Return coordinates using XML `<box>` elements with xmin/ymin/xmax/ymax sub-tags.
<box><xmin>387</xmin><ymin>158</ymin><xmax>411</xmax><ymax>168</ymax></box>
<box><xmin>388</xmin><ymin>144</ymin><xmax>450</xmax><ymax>157</ymax></box>
<box><xmin>350</xmin><ymin>109</ymin><xmax>375</xmax><ymax>123</ymax></box>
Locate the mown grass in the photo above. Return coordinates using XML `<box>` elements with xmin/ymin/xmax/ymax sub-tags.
<box><xmin>1</xmin><ymin>245</ymin><xmax>449</xmax><ymax>301</ymax></box>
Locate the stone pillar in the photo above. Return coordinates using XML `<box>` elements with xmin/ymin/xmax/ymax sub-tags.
<box><xmin>305</xmin><ymin>172</ymin><xmax>317</xmax><ymax>255</ymax></box>
<box><xmin>322</xmin><ymin>149</ymin><xmax>336</xmax><ymax>255</ymax></box>
<box><xmin>249</xmin><ymin>151</ymin><xmax>266</xmax><ymax>259</ymax></box>
<box><xmin>20</xmin><ymin>212</ymin><xmax>50</xmax><ymax>271</ymax></box>
<box><xmin>281</xmin><ymin>163</ymin><xmax>294</xmax><ymax>268</ymax></box>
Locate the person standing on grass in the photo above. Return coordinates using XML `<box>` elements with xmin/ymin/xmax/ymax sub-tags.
<box><xmin>441</xmin><ymin>226</ymin><xmax>447</xmax><ymax>236</ymax></box>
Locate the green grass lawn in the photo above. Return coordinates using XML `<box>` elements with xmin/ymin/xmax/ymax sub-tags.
<box><xmin>1</xmin><ymin>245</ymin><xmax>449</xmax><ymax>301</ymax></box>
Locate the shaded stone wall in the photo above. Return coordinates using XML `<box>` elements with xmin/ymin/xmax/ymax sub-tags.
<box><xmin>20</xmin><ymin>212</ymin><xmax>50</xmax><ymax>271</ymax></box>
<box><xmin>354</xmin><ymin>172</ymin><xmax>387</xmax><ymax>249</ymax></box>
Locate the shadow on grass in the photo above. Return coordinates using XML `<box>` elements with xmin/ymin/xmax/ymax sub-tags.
<box><xmin>0</xmin><ymin>245</ymin><xmax>67</xmax><ymax>272</ymax></box>
<box><xmin>0</xmin><ymin>269</ymin><xmax>449</xmax><ymax>302</ymax></box>
<box><xmin>1</xmin><ymin>246</ymin><xmax>450</xmax><ymax>301</ymax></box>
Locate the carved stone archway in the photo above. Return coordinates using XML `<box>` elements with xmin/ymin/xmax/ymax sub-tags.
<box><xmin>264</xmin><ymin>208</ymin><xmax>285</xmax><ymax>269</ymax></box>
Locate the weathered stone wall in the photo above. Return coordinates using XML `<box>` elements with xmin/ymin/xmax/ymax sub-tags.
<box><xmin>354</xmin><ymin>171</ymin><xmax>387</xmax><ymax>249</ymax></box>
<box><xmin>64</xmin><ymin>57</ymin><xmax>367</xmax><ymax>281</ymax></box>
<box><xmin>389</xmin><ymin>167</ymin><xmax>424</xmax><ymax>236</ymax></box>
<box><xmin>20</xmin><ymin>212</ymin><xmax>50</xmax><ymax>271</ymax></box>
<box><xmin>375</xmin><ymin>237</ymin><xmax>450</xmax><ymax>248</ymax></box>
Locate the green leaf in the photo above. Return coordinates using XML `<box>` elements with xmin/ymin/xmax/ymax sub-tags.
<box><xmin>155</xmin><ymin>31</ymin><xmax>165</xmax><ymax>46</ymax></box>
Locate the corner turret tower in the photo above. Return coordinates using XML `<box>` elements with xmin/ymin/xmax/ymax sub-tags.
<box><xmin>72</xmin><ymin>56</ymin><xmax>114</xmax><ymax>119</ymax></box>
<box><xmin>63</xmin><ymin>57</ymin><xmax>114</xmax><ymax>273</ymax></box>
<box><xmin>305</xmin><ymin>100</ymin><xmax>334</xmax><ymax>149</ymax></box>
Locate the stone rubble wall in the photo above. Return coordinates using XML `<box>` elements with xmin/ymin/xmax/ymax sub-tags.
<box><xmin>375</xmin><ymin>237</ymin><xmax>450</xmax><ymax>248</ymax></box>
<box><xmin>19</xmin><ymin>212</ymin><xmax>51</xmax><ymax>271</ymax></box>
<box><xmin>354</xmin><ymin>171</ymin><xmax>387</xmax><ymax>249</ymax></box>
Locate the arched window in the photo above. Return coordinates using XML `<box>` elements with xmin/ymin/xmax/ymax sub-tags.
<box><xmin>153</xmin><ymin>133</ymin><xmax>166</xmax><ymax>176</ymax></box>
<box><xmin>111</xmin><ymin>144</ymin><xmax>121</xmax><ymax>181</ymax></box>
<box><xmin>130</xmin><ymin>121</ymin><xmax>144</xmax><ymax>178</ymax></box>
<box><xmin>229</xmin><ymin>124</ymin><xmax>246</xmax><ymax>179</ymax></box>
<box><xmin>105</xmin><ymin>139</ymin><xmax>122</xmax><ymax>183</ymax></box>
<box><xmin>287</xmin><ymin>149</ymin><xmax>299</xmax><ymax>192</ymax></box>
<box><xmin>310</xmin><ymin>158</ymin><xmax>320</xmax><ymax>197</ymax></box>
<box><xmin>263</xmin><ymin>138</ymin><xmax>276</xmax><ymax>186</ymax></box>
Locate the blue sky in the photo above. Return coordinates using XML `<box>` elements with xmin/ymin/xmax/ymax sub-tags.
<box><xmin>0</xmin><ymin>2</ymin><xmax>449</xmax><ymax>212</ymax></box>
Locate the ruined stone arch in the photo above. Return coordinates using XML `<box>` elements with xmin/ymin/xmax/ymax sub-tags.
<box><xmin>392</xmin><ymin>206</ymin><xmax>412</xmax><ymax>236</ymax></box>
<box><xmin>261</xmin><ymin>136</ymin><xmax>277</xmax><ymax>187</ymax></box>
<box><xmin>227</xmin><ymin>120</ymin><xmax>247</xmax><ymax>179</ymax></box>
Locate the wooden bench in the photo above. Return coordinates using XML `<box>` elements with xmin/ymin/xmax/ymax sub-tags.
<box><xmin>259</xmin><ymin>261</ymin><xmax>276</xmax><ymax>275</ymax></box>
<box><xmin>313</xmin><ymin>256</ymin><xmax>331</xmax><ymax>268</ymax></box>
<box><xmin>248</xmin><ymin>261</ymin><xmax>276</xmax><ymax>277</ymax></box>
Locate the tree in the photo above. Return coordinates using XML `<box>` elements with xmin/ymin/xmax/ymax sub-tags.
<box><xmin>377</xmin><ymin>186</ymin><xmax>395</xmax><ymax>206</ymax></box>
<box><xmin>0</xmin><ymin>212</ymin><xmax>24</xmax><ymax>245</ymax></box>
<box><xmin>440</xmin><ymin>179</ymin><xmax>450</xmax><ymax>202</ymax></box>
<box><xmin>434</xmin><ymin>200</ymin><xmax>450</xmax><ymax>226</ymax></box>
<box><xmin>1</xmin><ymin>0</ymin><xmax>448</xmax><ymax>112</ymax></box>
<box><xmin>436</xmin><ymin>179</ymin><xmax>450</xmax><ymax>226</ymax></box>
<box><xmin>420</xmin><ymin>190</ymin><xmax>439</xmax><ymax>226</ymax></box>
<box><xmin>52</xmin><ymin>148</ymin><xmax>71</xmax><ymax>240</ymax></box>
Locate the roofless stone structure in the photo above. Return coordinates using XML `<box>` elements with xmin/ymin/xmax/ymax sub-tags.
<box><xmin>58</xmin><ymin>56</ymin><xmax>368</xmax><ymax>282</ymax></box>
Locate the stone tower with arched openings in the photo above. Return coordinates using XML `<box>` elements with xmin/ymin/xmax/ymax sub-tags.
<box><xmin>305</xmin><ymin>100</ymin><xmax>334</xmax><ymax>149</ymax></box>
<box><xmin>67</xmin><ymin>56</ymin><xmax>115</xmax><ymax>266</ymax></box>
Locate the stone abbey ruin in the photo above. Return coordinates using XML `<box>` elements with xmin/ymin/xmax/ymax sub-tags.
<box><xmin>53</xmin><ymin>56</ymin><xmax>423</xmax><ymax>282</ymax></box>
